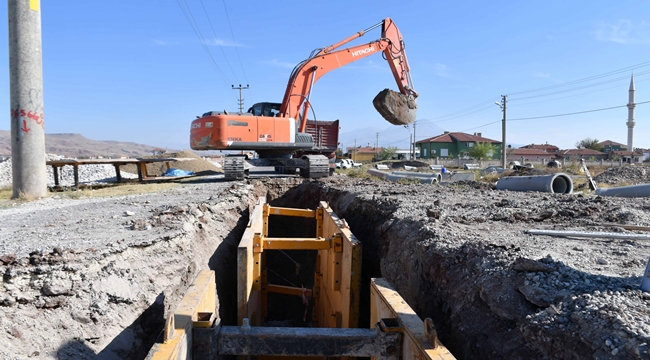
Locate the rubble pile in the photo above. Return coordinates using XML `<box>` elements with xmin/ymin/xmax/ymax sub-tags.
<box><xmin>594</xmin><ymin>166</ymin><xmax>650</xmax><ymax>186</ymax></box>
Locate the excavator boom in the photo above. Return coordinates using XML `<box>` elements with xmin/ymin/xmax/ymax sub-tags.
<box><xmin>279</xmin><ymin>18</ymin><xmax>418</xmax><ymax>132</ymax></box>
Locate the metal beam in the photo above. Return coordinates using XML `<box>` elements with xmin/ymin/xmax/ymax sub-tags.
<box><xmin>261</xmin><ymin>237</ymin><xmax>332</xmax><ymax>250</ymax></box>
<box><xmin>213</xmin><ymin>324</ymin><xmax>402</xmax><ymax>359</ymax></box>
<box><xmin>266</xmin><ymin>205</ymin><xmax>317</xmax><ymax>218</ymax></box>
<box><xmin>266</xmin><ymin>284</ymin><xmax>313</xmax><ymax>297</ymax></box>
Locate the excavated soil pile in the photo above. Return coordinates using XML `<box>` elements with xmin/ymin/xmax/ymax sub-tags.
<box><xmin>122</xmin><ymin>150</ymin><xmax>221</xmax><ymax>176</ymax></box>
<box><xmin>594</xmin><ymin>166</ymin><xmax>650</xmax><ymax>186</ymax></box>
<box><xmin>372</xmin><ymin>88</ymin><xmax>417</xmax><ymax>125</ymax></box>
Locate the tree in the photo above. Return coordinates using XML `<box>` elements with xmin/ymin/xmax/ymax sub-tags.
<box><xmin>468</xmin><ymin>142</ymin><xmax>496</xmax><ymax>161</ymax></box>
<box><xmin>379</xmin><ymin>146</ymin><xmax>398</xmax><ymax>160</ymax></box>
<box><xmin>575</xmin><ymin>138</ymin><xmax>603</xmax><ymax>151</ymax></box>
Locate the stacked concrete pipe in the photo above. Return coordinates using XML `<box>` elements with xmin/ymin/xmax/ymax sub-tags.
<box><xmin>367</xmin><ymin>169</ymin><xmax>439</xmax><ymax>184</ymax></box>
<box><xmin>496</xmin><ymin>173</ymin><xmax>573</xmax><ymax>194</ymax></box>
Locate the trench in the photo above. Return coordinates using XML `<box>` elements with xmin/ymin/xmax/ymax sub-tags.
<box><xmin>143</xmin><ymin>178</ymin><xmax>557</xmax><ymax>359</ymax></box>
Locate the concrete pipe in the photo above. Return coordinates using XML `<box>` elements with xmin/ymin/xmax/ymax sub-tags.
<box><xmin>367</xmin><ymin>169</ymin><xmax>437</xmax><ymax>184</ymax></box>
<box><xmin>496</xmin><ymin>173</ymin><xmax>573</xmax><ymax>194</ymax></box>
<box><xmin>392</xmin><ymin>171</ymin><xmax>442</xmax><ymax>182</ymax></box>
<box><xmin>595</xmin><ymin>184</ymin><xmax>650</xmax><ymax>198</ymax></box>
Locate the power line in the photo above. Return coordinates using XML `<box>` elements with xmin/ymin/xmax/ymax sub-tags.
<box><xmin>508</xmin><ymin>60</ymin><xmax>650</xmax><ymax>96</ymax></box>
<box><xmin>509</xmin><ymin>100</ymin><xmax>650</xmax><ymax>121</ymax></box>
<box><xmin>199</xmin><ymin>0</ymin><xmax>240</xmax><ymax>82</ymax></box>
<box><xmin>175</xmin><ymin>0</ymin><xmax>231</xmax><ymax>88</ymax></box>
<box><xmin>221</xmin><ymin>0</ymin><xmax>250</xmax><ymax>85</ymax></box>
<box><xmin>509</xmin><ymin>69</ymin><xmax>650</xmax><ymax>102</ymax></box>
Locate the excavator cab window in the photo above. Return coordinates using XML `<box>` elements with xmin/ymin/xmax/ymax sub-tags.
<box><xmin>248</xmin><ymin>102</ymin><xmax>282</xmax><ymax>117</ymax></box>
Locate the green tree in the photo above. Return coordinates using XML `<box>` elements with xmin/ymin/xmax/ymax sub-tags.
<box><xmin>575</xmin><ymin>138</ymin><xmax>603</xmax><ymax>151</ymax></box>
<box><xmin>379</xmin><ymin>146</ymin><xmax>398</xmax><ymax>160</ymax></box>
<box><xmin>468</xmin><ymin>142</ymin><xmax>496</xmax><ymax>161</ymax></box>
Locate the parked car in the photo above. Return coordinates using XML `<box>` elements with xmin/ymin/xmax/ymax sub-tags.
<box><xmin>335</xmin><ymin>159</ymin><xmax>362</xmax><ymax>169</ymax></box>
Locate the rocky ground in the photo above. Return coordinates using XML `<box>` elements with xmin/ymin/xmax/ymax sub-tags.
<box><xmin>0</xmin><ymin>164</ymin><xmax>649</xmax><ymax>359</ymax></box>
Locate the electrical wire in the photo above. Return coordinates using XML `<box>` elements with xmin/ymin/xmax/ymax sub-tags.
<box><xmin>222</xmin><ymin>0</ymin><xmax>250</xmax><ymax>85</ymax></box>
<box><xmin>175</xmin><ymin>0</ymin><xmax>232</xmax><ymax>89</ymax></box>
<box><xmin>509</xmin><ymin>100</ymin><xmax>650</xmax><ymax>121</ymax></box>
<box><xmin>508</xmin><ymin>60</ymin><xmax>650</xmax><ymax>96</ymax></box>
<box><xmin>509</xmin><ymin>69</ymin><xmax>650</xmax><ymax>102</ymax></box>
<box><xmin>199</xmin><ymin>0</ymin><xmax>240</xmax><ymax>83</ymax></box>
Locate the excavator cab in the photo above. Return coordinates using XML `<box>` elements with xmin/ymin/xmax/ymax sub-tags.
<box><xmin>247</xmin><ymin>102</ymin><xmax>281</xmax><ymax>117</ymax></box>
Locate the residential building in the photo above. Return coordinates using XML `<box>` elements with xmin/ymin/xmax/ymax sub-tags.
<box><xmin>598</xmin><ymin>140</ymin><xmax>627</xmax><ymax>154</ymax></box>
<box><xmin>520</xmin><ymin>143</ymin><xmax>559</xmax><ymax>154</ymax></box>
<box><xmin>346</xmin><ymin>146</ymin><xmax>381</xmax><ymax>162</ymax></box>
<box><xmin>613</xmin><ymin>150</ymin><xmax>644</xmax><ymax>163</ymax></box>
<box><xmin>416</xmin><ymin>132</ymin><xmax>501</xmax><ymax>159</ymax></box>
<box><xmin>509</xmin><ymin>148</ymin><xmax>559</xmax><ymax>161</ymax></box>
<box><xmin>561</xmin><ymin>149</ymin><xmax>608</xmax><ymax>161</ymax></box>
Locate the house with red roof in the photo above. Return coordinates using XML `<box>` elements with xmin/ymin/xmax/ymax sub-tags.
<box><xmin>598</xmin><ymin>140</ymin><xmax>627</xmax><ymax>154</ymax></box>
<box><xmin>561</xmin><ymin>149</ymin><xmax>608</xmax><ymax>161</ymax></box>
<box><xmin>415</xmin><ymin>132</ymin><xmax>501</xmax><ymax>159</ymax></box>
<box><xmin>508</xmin><ymin>148</ymin><xmax>559</xmax><ymax>161</ymax></box>
<box><xmin>520</xmin><ymin>143</ymin><xmax>559</xmax><ymax>154</ymax></box>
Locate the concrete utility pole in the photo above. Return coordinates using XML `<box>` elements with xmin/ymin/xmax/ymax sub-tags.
<box><xmin>232</xmin><ymin>84</ymin><xmax>249</xmax><ymax>114</ymax></box>
<box><xmin>9</xmin><ymin>0</ymin><xmax>47</xmax><ymax>199</ymax></box>
<box><xmin>413</xmin><ymin>120</ymin><xmax>417</xmax><ymax>159</ymax></box>
<box><xmin>495</xmin><ymin>95</ymin><xmax>507</xmax><ymax>169</ymax></box>
<box><xmin>626</xmin><ymin>74</ymin><xmax>636</xmax><ymax>152</ymax></box>
<box><xmin>375</xmin><ymin>133</ymin><xmax>379</xmax><ymax>160</ymax></box>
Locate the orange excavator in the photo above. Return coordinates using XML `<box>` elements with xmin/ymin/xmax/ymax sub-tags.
<box><xmin>190</xmin><ymin>18</ymin><xmax>418</xmax><ymax>180</ymax></box>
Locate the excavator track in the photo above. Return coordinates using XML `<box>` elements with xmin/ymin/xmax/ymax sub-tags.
<box><xmin>300</xmin><ymin>155</ymin><xmax>329</xmax><ymax>179</ymax></box>
<box><xmin>224</xmin><ymin>155</ymin><xmax>246</xmax><ymax>180</ymax></box>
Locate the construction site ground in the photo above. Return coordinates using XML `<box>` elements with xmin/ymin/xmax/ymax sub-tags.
<box><xmin>1</xmin><ymin>164</ymin><xmax>650</xmax><ymax>359</ymax></box>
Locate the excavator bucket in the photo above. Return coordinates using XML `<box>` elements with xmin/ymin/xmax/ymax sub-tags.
<box><xmin>373</xmin><ymin>88</ymin><xmax>417</xmax><ymax>126</ymax></box>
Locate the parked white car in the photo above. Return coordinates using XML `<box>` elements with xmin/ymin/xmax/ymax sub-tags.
<box><xmin>335</xmin><ymin>159</ymin><xmax>362</xmax><ymax>169</ymax></box>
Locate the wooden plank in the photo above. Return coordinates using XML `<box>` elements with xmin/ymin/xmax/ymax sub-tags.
<box><xmin>237</xmin><ymin>197</ymin><xmax>266</xmax><ymax>326</ymax></box>
<box><xmin>266</xmin><ymin>284</ymin><xmax>313</xmax><ymax>297</ymax></box>
<box><xmin>370</xmin><ymin>278</ymin><xmax>456</xmax><ymax>360</ymax></box>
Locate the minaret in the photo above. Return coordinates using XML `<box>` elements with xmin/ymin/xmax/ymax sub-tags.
<box><xmin>626</xmin><ymin>74</ymin><xmax>636</xmax><ymax>151</ymax></box>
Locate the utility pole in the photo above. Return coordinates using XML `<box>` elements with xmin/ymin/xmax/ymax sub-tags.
<box><xmin>413</xmin><ymin>120</ymin><xmax>417</xmax><ymax>159</ymax></box>
<box><xmin>9</xmin><ymin>0</ymin><xmax>47</xmax><ymax>199</ymax></box>
<box><xmin>375</xmin><ymin>133</ymin><xmax>379</xmax><ymax>160</ymax></box>
<box><xmin>409</xmin><ymin>134</ymin><xmax>412</xmax><ymax>159</ymax></box>
<box><xmin>354</xmin><ymin>138</ymin><xmax>357</xmax><ymax>162</ymax></box>
<box><xmin>232</xmin><ymin>84</ymin><xmax>249</xmax><ymax>114</ymax></box>
<box><xmin>495</xmin><ymin>95</ymin><xmax>507</xmax><ymax>169</ymax></box>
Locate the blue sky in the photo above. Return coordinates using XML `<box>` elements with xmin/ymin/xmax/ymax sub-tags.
<box><xmin>1</xmin><ymin>0</ymin><xmax>648</xmax><ymax>152</ymax></box>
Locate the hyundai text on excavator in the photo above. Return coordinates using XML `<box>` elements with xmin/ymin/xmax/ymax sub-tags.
<box><xmin>190</xmin><ymin>18</ymin><xmax>418</xmax><ymax>180</ymax></box>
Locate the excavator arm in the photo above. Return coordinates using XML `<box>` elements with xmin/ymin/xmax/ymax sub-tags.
<box><xmin>279</xmin><ymin>18</ymin><xmax>418</xmax><ymax>132</ymax></box>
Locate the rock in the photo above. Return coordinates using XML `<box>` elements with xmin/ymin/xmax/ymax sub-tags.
<box><xmin>518</xmin><ymin>284</ymin><xmax>554</xmax><ymax>307</ymax></box>
<box><xmin>0</xmin><ymin>254</ymin><xmax>17</xmax><ymax>265</ymax></box>
<box><xmin>426</xmin><ymin>209</ymin><xmax>441</xmax><ymax>219</ymax></box>
<box><xmin>513</xmin><ymin>258</ymin><xmax>554</xmax><ymax>273</ymax></box>
<box><xmin>71</xmin><ymin>310</ymin><xmax>93</xmax><ymax>324</ymax></box>
<box><xmin>124</xmin><ymin>211</ymin><xmax>135</xmax><ymax>216</ymax></box>
<box><xmin>42</xmin><ymin>279</ymin><xmax>73</xmax><ymax>296</ymax></box>
<box><xmin>597</xmin><ymin>258</ymin><xmax>609</xmax><ymax>265</ymax></box>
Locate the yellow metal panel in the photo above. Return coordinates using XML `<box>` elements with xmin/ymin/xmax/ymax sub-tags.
<box><xmin>263</xmin><ymin>237</ymin><xmax>331</xmax><ymax>250</ymax></box>
<box><xmin>237</xmin><ymin>197</ymin><xmax>266</xmax><ymax>325</ymax></box>
<box><xmin>149</xmin><ymin>270</ymin><xmax>216</xmax><ymax>360</ymax></box>
<box><xmin>370</xmin><ymin>278</ymin><xmax>456</xmax><ymax>360</ymax></box>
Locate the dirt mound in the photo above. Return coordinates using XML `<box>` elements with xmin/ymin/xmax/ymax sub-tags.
<box><xmin>372</xmin><ymin>89</ymin><xmax>416</xmax><ymax>125</ymax></box>
<box><xmin>593</xmin><ymin>166</ymin><xmax>650</xmax><ymax>186</ymax></box>
<box><xmin>122</xmin><ymin>150</ymin><xmax>220</xmax><ymax>176</ymax></box>
<box><xmin>451</xmin><ymin>180</ymin><xmax>497</xmax><ymax>190</ymax></box>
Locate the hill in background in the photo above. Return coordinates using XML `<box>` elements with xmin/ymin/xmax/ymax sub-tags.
<box><xmin>0</xmin><ymin>131</ymin><xmax>174</xmax><ymax>158</ymax></box>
